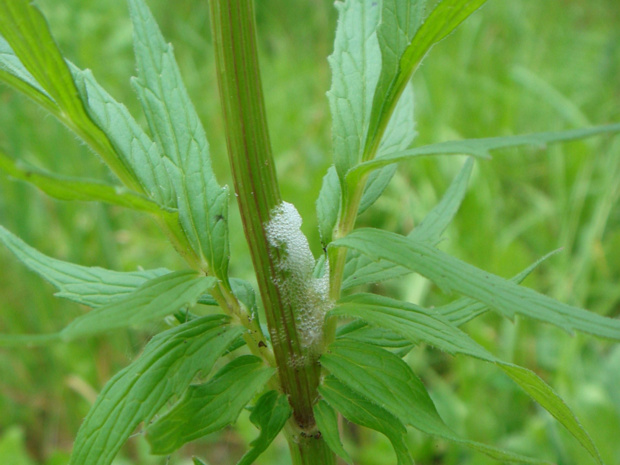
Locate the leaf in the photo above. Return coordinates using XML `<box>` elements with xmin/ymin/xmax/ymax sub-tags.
<box><xmin>147</xmin><ymin>355</ymin><xmax>275</xmax><ymax>455</ymax></box>
<box><xmin>322</xmin><ymin>339</ymin><xmax>549</xmax><ymax>464</ymax></box>
<box><xmin>70</xmin><ymin>64</ymin><xmax>175</xmax><ymax>208</ymax></box>
<box><xmin>437</xmin><ymin>249</ymin><xmax>562</xmax><ymax>326</ymax></box>
<box><xmin>319</xmin><ymin>376</ymin><xmax>413</xmax><ymax>465</ymax></box>
<box><xmin>0</xmin><ymin>35</ymin><xmax>56</xmax><ymax>112</ymax></box>
<box><xmin>0</xmin><ymin>271</ymin><xmax>217</xmax><ymax>346</ymax></box>
<box><xmin>358</xmin><ymin>81</ymin><xmax>417</xmax><ymax>215</ymax></box>
<box><xmin>364</xmin><ymin>0</ymin><xmax>486</xmax><ymax>159</ymax></box>
<box><xmin>353</xmin><ymin>123</ymin><xmax>620</xmax><ymax>181</ymax></box>
<box><xmin>330</xmin><ymin>293</ymin><xmax>605</xmax><ymax>465</ymax></box>
<box><xmin>343</xmin><ymin>157</ymin><xmax>474</xmax><ymax>289</ymax></box>
<box><xmin>335</xmin><ymin>228</ymin><xmax>620</xmax><ymax>341</ymax></box>
<box><xmin>236</xmin><ymin>391</ymin><xmax>292</xmax><ymax>465</ymax></box>
<box><xmin>316</xmin><ymin>165</ymin><xmax>341</xmax><ymax>245</ymax></box>
<box><xmin>328</xmin><ymin>0</ymin><xmax>381</xmax><ymax>179</ymax></box>
<box><xmin>0</xmin><ymin>0</ymin><xmax>138</xmax><ymax>186</ymax></box>
<box><xmin>0</xmin><ymin>224</ymin><xmax>168</xmax><ymax>308</ymax></box>
<box><xmin>128</xmin><ymin>0</ymin><xmax>229</xmax><ymax>278</ymax></box>
<box><xmin>69</xmin><ymin>315</ymin><xmax>244</xmax><ymax>465</ymax></box>
<box><xmin>193</xmin><ymin>458</ymin><xmax>208</xmax><ymax>465</ymax></box>
<box><xmin>313</xmin><ymin>400</ymin><xmax>352</xmax><ymax>464</ymax></box>
<box><xmin>0</xmin><ymin>151</ymin><xmax>166</xmax><ymax>215</ymax></box>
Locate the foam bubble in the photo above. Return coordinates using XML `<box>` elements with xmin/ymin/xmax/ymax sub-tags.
<box><xmin>266</xmin><ymin>202</ymin><xmax>332</xmax><ymax>353</ymax></box>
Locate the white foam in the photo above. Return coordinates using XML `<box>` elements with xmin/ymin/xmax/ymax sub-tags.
<box><xmin>266</xmin><ymin>202</ymin><xmax>332</xmax><ymax>356</ymax></box>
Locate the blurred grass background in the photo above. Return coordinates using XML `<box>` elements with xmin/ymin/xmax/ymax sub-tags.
<box><xmin>0</xmin><ymin>0</ymin><xmax>619</xmax><ymax>464</ymax></box>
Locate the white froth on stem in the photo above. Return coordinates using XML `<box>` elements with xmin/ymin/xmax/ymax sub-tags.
<box><xmin>266</xmin><ymin>202</ymin><xmax>331</xmax><ymax>357</ymax></box>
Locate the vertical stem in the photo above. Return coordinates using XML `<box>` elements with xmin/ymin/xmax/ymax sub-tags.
<box><xmin>208</xmin><ymin>2</ymin><xmax>335</xmax><ymax>463</ymax></box>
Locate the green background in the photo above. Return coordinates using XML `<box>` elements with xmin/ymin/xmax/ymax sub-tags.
<box><xmin>0</xmin><ymin>0</ymin><xmax>619</xmax><ymax>463</ymax></box>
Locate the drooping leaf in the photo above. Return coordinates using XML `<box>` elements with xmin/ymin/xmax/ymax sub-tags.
<box><xmin>0</xmin><ymin>224</ymin><xmax>168</xmax><ymax>307</ymax></box>
<box><xmin>330</xmin><ymin>293</ymin><xmax>604</xmax><ymax>465</ymax></box>
<box><xmin>0</xmin><ymin>35</ymin><xmax>56</xmax><ymax>111</ymax></box>
<box><xmin>436</xmin><ymin>249</ymin><xmax>562</xmax><ymax>326</ymax></box>
<box><xmin>128</xmin><ymin>0</ymin><xmax>229</xmax><ymax>278</ymax></box>
<box><xmin>335</xmin><ymin>228</ymin><xmax>620</xmax><ymax>341</ymax></box>
<box><xmin>70</xmin><ymin>64</ymin><xmax>175</xmax><ymax>207</ymax></box>
<box><xmin>69</xmin><ymin>315</ymin><xmax>244</xmax><ymax>465</ymax></box>
<box><xmin>0</xmin><ymin>151</ymin><xmax>165</xmax><ymax>215</ymax></box>
<box><xmin>353</xmin><ymin>123</ymin><xmax>620</xmax><ymax>181</ymax></box>
<box><xmin>0</xmin><ymin>271</ymin><xmax>217</xmax><ymax>346</ymax></box>
<box><xmin>147</xmin><ymin>355</ymin><xmax>275</xmax><ymax>455</ymax></box>
<box><xmin>313</xmin><ymin>400</ymin><xmax>352</xmax><ymax>464</ymax></box>
<box><xmin>316</xmin><ymin>165</ymin><xmax>341</xmax><ymax>245</ymax></box>
<box><xmin>0</xmin><ymin>0</ymin><xmax>138</xmax><ymax>186</ymax></box>
<box><xmin>236</xmin><ymin>391</ymin><xmax>292</xmax><ymax>465</ymax></box>
<box><xmin>364</xmin><ymin>0</ymin><xmax>486</xmax><ymax>160</ymax></box>
<box><xmin>319</xmin><ymin>376</ymin><xmax>413</xmax><ymax>465</ymax></box>
<box><xmin>343</xmin><ymin>157</ymin><xmax>474</xmax><ymax>289</ymax></box>
<box><xmin>323</xmin><ymin>339</ymin><xmax>549</xmax><ymax>464</ymax></box>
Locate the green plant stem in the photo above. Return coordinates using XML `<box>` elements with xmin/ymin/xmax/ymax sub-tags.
<box><xmin>208</xmin><ymin>2</ymin><xmax>334</xmax><ymax>462</ymax></box>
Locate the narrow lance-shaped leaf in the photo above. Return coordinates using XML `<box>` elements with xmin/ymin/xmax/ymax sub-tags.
<box><xmin>147</xmin><ymin>355</ymin><xmax>275</xmax><ymax>455</ymax></box>
<box><xmin>328</xmin><ymin>0</ymin><xmax>381</xmax><ymax>179</ymax></box>
<box><xmin>236</xmin><ymin>391</ymin><xmax>292</xmax><ymax>465</ymax></box>
<box><xmin>0</xmin><ymin>224</ymin><xmax>168</xmax><ymax>308</ymax></box>
<box><xmin>0</xmin><ymin>35</ymin><xmax>56</xmax><ymax>112</ymax></box>
<box><xmin>343</xmin><ymin>157</ymin><xmax>474</xmax><ymax>289</ymax></box>
<box><xmin>357</xmin><ymin>83</ymin><xmax>417</xmax><ymax>215</ymax></box>
<box><xmin>0</xmin><ymin>151</ymin><xmax>166</xmax><ymax>215</ymax></box>
<box><xmin>319</xmin><ymin>376</ymin><xmax>413</xmax><ymax>465</ymax></box>
<box><xmin>322</xmin><ymin>339</ymin><xmax>549</xmax><ymax>464</ymax></box>
<box><xmin>337</xmin><ymin>250</ymin><xmax>557</xmax><ymax>350</ymax></box>
<box><xmin>316</xmin><ymin>165</ymin><xmax>341</xmax><ymax>245</ymax></box>
<box><xmin>70</xmin><ymin>64</ymin><xmax>175</xmax><ymax>207</ymax></box>
<box><xmin>352</xmin><ymin>123</ymin><xmax>620</xmax><ymax>182</ymax></box>
<box><xmin>364</xmin><ymin>0</ymin><xmax>486</xmax><ymax>160</ymax></box>
<box><xmin>128</xmin><ymin>0</ymin><xmax>229</xmax><ymax>278</ymax></box>
<box><xmin>0</xmin><ymin>271</ymin><xmax>217</xmax><ymax>346</ymax></box>
<box><xmin>437</xmin><ymin>249</ymin><xmax>562</xmax><ymax>327</ymax></box>
<box><xmin>0</xmin><ymin>0</ymin><xmax>140</xmax><ymax>188</ymax></box>
<box><xmin>313</xmin><ymin>400</ymin><xmax>352</xmax><ymax>464</ymax></box>
<box><xmin>69</xmin><ymin>315</ymin><xmax>245</xmax><ymax>465</ymax></box>
<box><xmin>335</xmin><ymin>228</ymin><xmax>620</xmax><ymax>341</ymax></box>
<box><xmin>330</xmin><ymin>293</ymin><xmax>605</xmax><ymax>465</ymax></box>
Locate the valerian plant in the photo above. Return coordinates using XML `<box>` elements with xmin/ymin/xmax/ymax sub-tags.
<box><xmin>1</xmin><ymin>0</ymin><xmax>619</xmax><ymax>464</ymax></box>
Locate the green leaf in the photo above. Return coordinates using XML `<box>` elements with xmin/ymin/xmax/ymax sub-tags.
<box><xmin>0</xmin><ymin>35</ymin><xmax>56</xmax><ymax>112</ymax></box>
<box><xmin>236</xmin><ymin>391</ymin><xmax>292</xmax><ymax>465</ymax></box>
<box><xmin>0</xmin><ymin>0</ymin><xmax>138</xmax><ymax>186</ymax></box>
<box><xmin>313</xmin><ymin>400</ymin><xmax>352</xmax><ymax>464</ymax></box>
<box><xmin>69</xmin><ymin>315</ymin><xmax>244</xmax><ymax>465</ymax></box>
<box><xmin>0</xmin><ymin>151</ymin><xmax>165</xmax><ymax>215</ymax></box>
<box><xmin>354</xmin><ymin>123</ymin><xmax>620</xmax><ymax>181</ymax></box>
<box><xmin>147</xmin><ymin>355</ymin><xmax>275</xmax><ymax>455</ymax></box>
<box><xmin>0</xmin><ymin>224</ymin><xmax>168</xmax><ymax>307</ymax></box>
<box><xmin>0</xmin><ymin>271</ymin><xmax>216</xmax><ymax>346</ymax></box>
<box><xmin>192</xmin><ymin>458</ymin><xmax>208</xmax><ymax>465</ymax></box>
<box><xmin>70</xmin><ymin>64</ymin><xmax>175</xmax><ymax>208</ymax></box>
<box><xmin>364</xmin><ymin>0</ymin><xmax>486</xmax><ymax>160</ymax></box>
<box><xmin>128</xmin><ymin>0</ymin><xmax>229</xmax><ymax>278</ymax></box>
<box><xmin>343</xmin><ymin>157</ymin><xmax>474</xmax><ymax>289</ymax></box>
<box><xmin>316</xmin><ymin>165</ymin><xmax>341</xmax><ymax>245</ymax></box>
<box><xmin>358</xmin><ymin>81</ymin><xmax>417</xmax><ymax>215</ymax></box>
<box><xmin>319</xmin><ymin>376</ymin><xmax>413</xmax><ymax>465</ymax></box>
<box><xmin>328</xmin><ymin>0</ymin><xmax>381</xmax><ymax>178</ymax></box>
<box><xmin>336</xmin><ymin>228</ymin><xmax>620</xmax><ymax>341</ymax></box>
<box><xmin>323</xmin><ymin>339</ymin><xmax>549</xmax><ymax>464</ymax></box>
<box><xmin>437</xmin><ymin>249</ymin><xmax>561</xmax><ymax>326</ymax></box>
<box><xmin>330</xmin><ymin>293</ymin><xmax>604</xmax><ymax>465</ymax></box>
